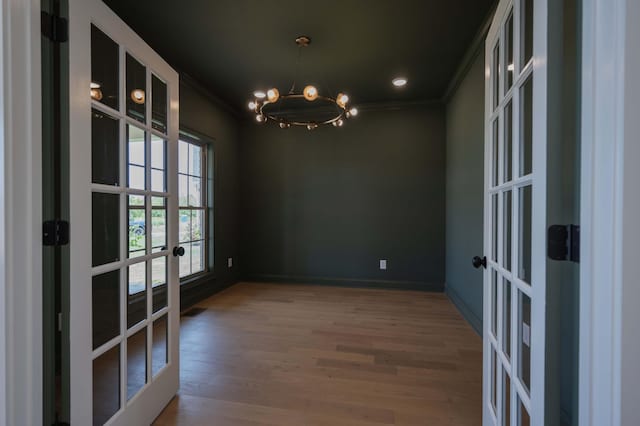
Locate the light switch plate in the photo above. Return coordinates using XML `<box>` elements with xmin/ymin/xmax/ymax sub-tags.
<box><xmin>379</xmin><ymin>259</ymin><xmax>387</xmax><ymax>270</ymax></box>
<box><xmin>228</xmin><ymin>257</ymin><xmax>233</xmax><ymax>268</ymax></box>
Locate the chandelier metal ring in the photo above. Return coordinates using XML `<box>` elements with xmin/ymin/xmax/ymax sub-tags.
<box><xmin>259</xmin><ymin>94</ymin><xmax>347</xmax><ymax>127</ymax></box>
<box><xmin>248</xmin><ymin>35</ymin><xmax>358</xmax><ymax>130</ymax></box>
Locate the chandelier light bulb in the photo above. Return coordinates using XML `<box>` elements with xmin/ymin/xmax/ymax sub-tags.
<box><xmin>267</xmin><ymin>88</ymin><xmax>280</xmax><ymax>103</ymax></box>
<box><xmin>91</xmin><ymin>88</ymin><xmax>103</xmax><ymax>101</ymax></box>
<box><xmin>303</xmin><ymin>85</ymin><xmax>319</xmax><ymax>101</ymax></box>
<box><xmin>336</xmin><ymin>93</ymin><xmax>349</xmax><ymax>108</ymax></box>
<box><xmin>279</xmin><ymin>122</ymin><xmax>290</xmax><ymax>129</ymax></box>
<box><xmin>248</xmin><ymin>101</ymin><xmax>257</xmax><ymax>110</ymax></box>
<box><xmin>131</xmin><ymin>89</ymin><xmax>145</xmax><ymax>105</ymax></box>
<box><xmin>256</xmin><ymin>114</ymin><xmax>266</xmax><ymax>123</ymax></box>
<box><xmin>254</xmin><ymin>90</ymin><xmax>266</xmax><ymax>99</ymax></box>
<box><xmin>349</xmin><ymin>107</ymin><xmax>358</xmax><ymax>117</ymax></box>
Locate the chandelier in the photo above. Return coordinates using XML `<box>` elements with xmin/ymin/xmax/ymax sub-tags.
<box><xmin>248</xmin><ymin>36</ymin><xmax>359</xmax><ymax>130</ymax></box>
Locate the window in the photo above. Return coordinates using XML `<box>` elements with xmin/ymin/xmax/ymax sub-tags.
<box><xmin>178</xmin><ymin>138</ymin><xmax>207</xmax><ymax>280</ymax></box>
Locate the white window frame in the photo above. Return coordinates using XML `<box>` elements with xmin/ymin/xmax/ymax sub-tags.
<box><xmin>178</xmin><ymin>136</ymin><xmax>209</xmax><ymax>282</ymax></box>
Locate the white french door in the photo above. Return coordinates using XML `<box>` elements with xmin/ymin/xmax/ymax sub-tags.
<box><xmin>68</xmin><ymin>0</ymin><xmax>180</xmax><ymax>424</ymax></box>
<box><xmin>483</xmin><ymin>0</ymin><xmax>547</xmax><ymax>425</ymax></box>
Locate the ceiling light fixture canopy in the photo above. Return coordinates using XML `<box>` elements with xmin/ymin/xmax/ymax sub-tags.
<box><xmin>248</xmin><ymin>35</ymin><xmax>359</xmax><ymax>130</ymax></box>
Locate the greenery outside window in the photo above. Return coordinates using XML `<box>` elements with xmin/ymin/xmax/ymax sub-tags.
<box><xmin>179</xmin><ymin>138</ymin><xmax>208</xmax><ymax>280</ymax></box>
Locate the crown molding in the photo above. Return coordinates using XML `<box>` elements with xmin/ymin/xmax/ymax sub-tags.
<box><xmin>179</xmin><ymin>73</ymin><xmax>242</xmax><ymax>119</ymax></box>
<box><xmin>441</xmin><ymin>1</ymin><xmax>498</xmax><ymax>103</ymax></box>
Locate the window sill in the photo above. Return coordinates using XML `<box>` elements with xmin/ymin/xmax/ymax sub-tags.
<box><xmin>180</xmin><ymin>270</ymin><xmax>215</xmax><ymax>290</ymax></box>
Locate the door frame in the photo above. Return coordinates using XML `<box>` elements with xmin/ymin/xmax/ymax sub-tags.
<box><xmin>579</xmin><ymin>0</ymin><xmax>640</xmax><ymax>424</ymax></box>
<box><xmin>0</xmin><ymin>0</ymin><xmax>43</xmax><ymax>424</ymax></box>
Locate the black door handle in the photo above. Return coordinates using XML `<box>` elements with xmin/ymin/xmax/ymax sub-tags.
<box><xmin>173</xmin><ymin>246</ymin><xmax>185</xmax><ymax>257</ymax></box>
<box><xmin>472</xmin><ymin>256</ymin><xmax>487</xmax><ymax>269</ymax></box>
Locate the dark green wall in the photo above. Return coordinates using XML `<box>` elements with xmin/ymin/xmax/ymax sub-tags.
<box><xmin>179</xmin><ymin>78</ymin><xmax>241</xmax><ymax>307</ymax></box>
<box><xmin>239</xmin><ymin>107</ymin><xmax>446</xmax><ymax>290</ymax></box>
<box><xmin>444</xmin><ymin>51</ymin><xmax>485</xmax><ymax>333</ymax></box>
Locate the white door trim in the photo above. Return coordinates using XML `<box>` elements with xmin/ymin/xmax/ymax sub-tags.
<box><xmin>580</xmin><ymin>0</ymin><xmax>640</xmax><ymax>425</ymax></box>
<box><xmin>0</xmin><ymin>0</ymin><xmax>43</xmax><ymax>424</ymax></box>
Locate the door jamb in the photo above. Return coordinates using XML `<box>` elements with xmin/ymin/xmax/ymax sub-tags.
<box><xmin>579</xmin><ymin>0</ymin><xmax>640</xmax><ymax>424</ymax></box>
<box><xmin>0</xmin><ymin>0</ymin><xmax>43</xmax><ymax>424</ymax></box>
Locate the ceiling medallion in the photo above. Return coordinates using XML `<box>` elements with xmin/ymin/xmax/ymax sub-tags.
<box><xmin>248</xmin><ymin>36</ymin><xmax>359</xmax><ymax>130</ymax></box>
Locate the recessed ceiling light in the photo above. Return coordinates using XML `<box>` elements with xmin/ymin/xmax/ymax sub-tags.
<box><xmin>254</xmin><ymin>90</ymin><xmax>266</xmax><ymax>99</ymax></box>
<box><xmin>392</xmin><ymin>77</ymin><xmax>408</xmax><ymax>88</ymax></box>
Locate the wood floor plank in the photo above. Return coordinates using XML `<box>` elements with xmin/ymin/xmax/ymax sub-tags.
<box><xmin>153</xmin><ymin>282</ymin><xmax>482</xmax><ymax>425</ymax></box>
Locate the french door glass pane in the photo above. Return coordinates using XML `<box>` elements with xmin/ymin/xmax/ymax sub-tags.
<box><xmin>151</xmin><ymin>197</ymin><xmax>167</xmax><ymax>252</ymax></box>
<box><xmin>91</xmin><ymin>109</ymin><xmax>119</xmax><ymax>185</ymax></box>
<box><xmin>503</xmin><ymin>190</ymin><xmax>512</xmax><ymax>271</ymax></box>
<box><xmin>492</xmin><ymin>42</ymin><xmax>500</xmax><ymax>110</ymax></box>
<box><xmin>128</xmin><ymin>194</ymin><xmax>146</xmax><ymax>258</ymax></box>
<box><xmin>151</xmin><ymin>135</ymin><xmax>166</xmax><ymax>192</ymax></box>
<box><xmin>491</xmin><ymin>347</ymin><xmax>498</xmax><ymax>414</ymax></box>
<box><xmin>503</xmin><ymin>278</ymin><xmax>512</xmax><ymax>359</ymax></box>
<box><xmin>504</xmin><ymin>101</ymin><xmax>513</xmax><ymax>183</ymax></box>
<box><xmin>492</xmin><ymin>194</ymin><xmax>499</xmax><ymax>261</ymax></box>
<box><xmin>492</xmin><ymin>118</ymin><xmax>499</xmax><ymax>186</ymax></box>
<box><xmin>505</xmin><ymin>12</ymin><xmax>514</xmax><ymax>89</ymax></box>
<box><xmin>126</xmin><ymin>53</ymin><xmax>146</xmax><ymax>124</ymax></box>
<box><xmin>491</xmin><ymin>269</ymin><xmax>498</xmax><ymax>338</ymax></box>
<box><xmin>126</xmin><ymin>328</ymin><xmax>147</xmax><ymax>401</ymax></box>
<box><xmin>519</xmin><ymin>291</ymin><xmax>532</xmax><ymax>394</ymax></box>
<box><xmin>91</xmin><ymin>25</ymin><xmax>119</xmax><ymax>110</ymax></box>
<box><xmin>92</xmin><ymin>192</ymin><xmax>120</xmax><ymax>267</ymax></box>
<box><xmin>518</xmin><ymin>186</ymin><xmax>532</xmax><ymax>283</ymax></box>
<box><xmin>92</xmin><ymin>270</ymin><xmax>120</xmax><ymax>349</ymax></box>
<box><xmin>127</xmin><ymin>125</ymin><xmax>146</xmax><ymax>190</ymax></box>
<box><xmin>503</xmin><ymin>367</ymin><xmax>512</xmax><ymax>425</ymax></box>
<box><xmin>520</xmin><ymin>77</ymin><xmax>533</xmax><ymax>176</ymax></box>
<box><xmin>93</xmin><ymin>345</ymin><xmax>120</xmax><ymax>426</ymax></box>
<box><xmin>152</xmin><ymin>315</ymin><xmax>168</xmax><ymax>377</ymax></box>
<box><xmin>151</xmin><ymin>75</ymin><xmax>168</xmax><ymax>133</ymax></box>
<box><xmin>522</xmin><ymin>0</ymin><xmax>534</xmax><ymax>66</ymax></box>
<box><xmin>127</xmin><ymin>262</ymin><xmax>146</xmax><ymax>328</ymax></box>
<box><xmin>152</xmin><ymin>256</ymin><xmax>168</xmax><ymax>313</ymax></box>
<box><xmin>518</xmin><ymin>396</ymin><xmax>531</xmax><ymax>426</ymax></box>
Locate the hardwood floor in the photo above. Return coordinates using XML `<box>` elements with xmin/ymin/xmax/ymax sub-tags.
<box><xmin>153</xmin><ymin>282</ymin><xmax>482</xmax><ymax>426</ymax></box>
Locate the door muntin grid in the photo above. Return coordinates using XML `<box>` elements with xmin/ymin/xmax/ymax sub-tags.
<box><xmin>90</xmin><ymin>23</ymin><xmax>173</xmax><ymax>424</ymax></box>
<box><xmin>485</xmin><ymin>0</ymin><xmax>537</xmax><ymax>424</ymax></box>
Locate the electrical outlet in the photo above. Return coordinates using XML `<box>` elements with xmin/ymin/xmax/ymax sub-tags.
<box><xmin>379</xmin><ymin>259</ymin><xmax>387</xmax><ymax>270</ymax></box>
<box><xmin>228</xmin><ymin>257</ymin><xmax>233</xmax><ymax>268</ymax></box>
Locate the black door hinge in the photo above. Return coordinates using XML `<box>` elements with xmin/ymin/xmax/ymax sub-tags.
<box><xmin>41</xmin><ymin>11</ymin><xmax>68</xmax><ymax>43</ymax></box>
<box><xmin>43</xmin><ymin>220</ymin><xmax>70</xmax><ymax>246</ymax></box>
<box><xmin>548</xmin><ymin>224</ymin><xmax>580</xmax><ymax>263</ymax></box>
